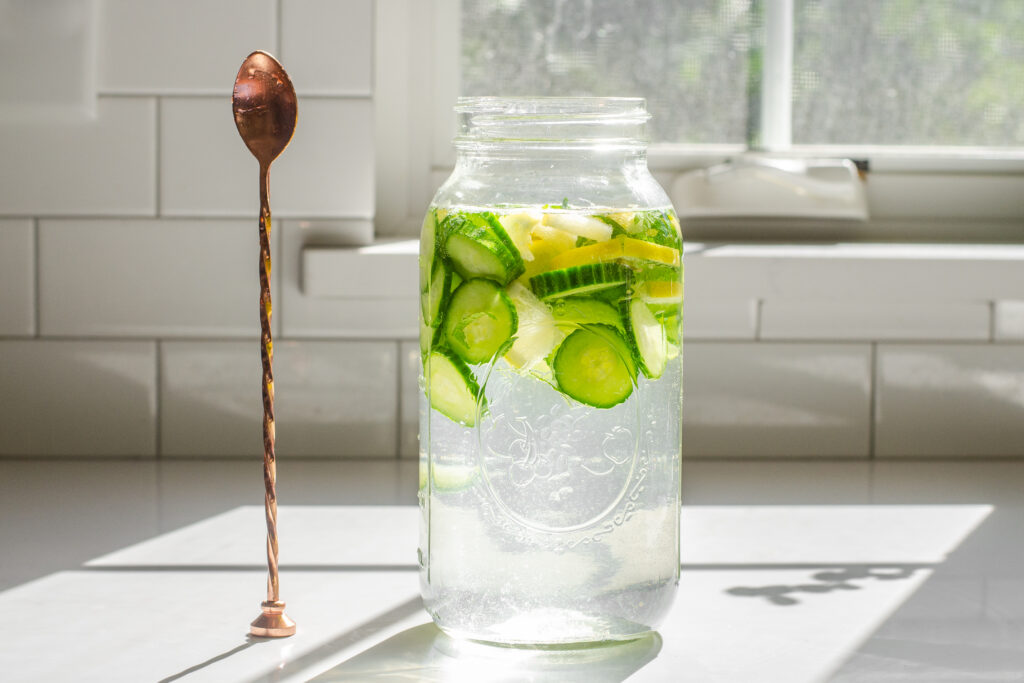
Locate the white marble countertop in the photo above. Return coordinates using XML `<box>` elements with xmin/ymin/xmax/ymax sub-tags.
<box><xmin>1</xmin><ymin>459</ymin><xmax>1021</xmax><ymax>682</ymax></box>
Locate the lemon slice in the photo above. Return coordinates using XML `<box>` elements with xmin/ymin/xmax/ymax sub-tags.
<box><xmin>549</xmin><ymin>236</ymin><xmax>680</xmax><ymax>270</ymax></box>
<box><xmin>639</xmin><ymin>280</ymin><xmax>683</xmax><ymax>305</ymax></box>
<box><xmin>504</xmin><ymin>282</ymin><xmax>558</xmax><ymax>371</ymax></box>
<box><xmin>541</xmin><ymin>213</ymin><xmax>613</xmax><ymax>241</ymax></box>
<box><xmin>498</xmin><ymin>211</ymin><xmax>542</xmax><ymax>262</ymax></box>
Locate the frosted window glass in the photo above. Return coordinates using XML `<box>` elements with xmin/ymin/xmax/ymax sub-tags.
<box><xmin>462</xmin><ymin>0</ymin><xmax>1023</xmax><ymax>148</ymax></box>
<box><xmin>461</xmin><ymin>0</ymin><xmax>757</xmax><ymax>144</ymax></box>
<box><xmin>793</xmin><ymin>0</ymin><xmax>1024</xmax><ymax>146</ymax></box>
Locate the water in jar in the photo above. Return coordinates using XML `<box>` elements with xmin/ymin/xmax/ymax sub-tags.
<box><xmin>419</xmin><ymin>205</ymin><xmax>682</xmax><ymax>645</ymax></box>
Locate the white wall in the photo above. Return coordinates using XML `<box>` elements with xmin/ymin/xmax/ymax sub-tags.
<box><xmin>1</xmin><ymin>0</ymin><xmax>1022</xmax><ymax>460</ymax></box>
<box><xmin>0</xmin><ymin>0</ymin><xmax>400</xmax><ymax>458</ymax></box>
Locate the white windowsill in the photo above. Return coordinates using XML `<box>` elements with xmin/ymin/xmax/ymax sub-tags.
<box><xmin>298</xmin><ymin>241</ymin><xmax>1024</xmax><ymax>342</ymax></box>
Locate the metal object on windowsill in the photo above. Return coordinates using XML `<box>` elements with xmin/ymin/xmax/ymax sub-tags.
<box><xmin>672</xmin><ymin>154</ymin><xmax>869</xmax><ymax>222</ymax></box>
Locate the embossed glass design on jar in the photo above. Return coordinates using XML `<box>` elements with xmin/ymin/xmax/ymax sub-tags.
<box><xmin>418</xmin><ymin>97</ymin><xmax>682</xmax><ymax>645</ymax></box>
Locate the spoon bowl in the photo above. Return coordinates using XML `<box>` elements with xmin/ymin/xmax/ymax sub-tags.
<box><xmin>233</xmin><ymin>51</ymin><xmax>297</xmax><ymax>166</ymax></box>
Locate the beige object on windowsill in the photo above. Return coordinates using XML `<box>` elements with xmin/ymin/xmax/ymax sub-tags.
<box><xmin>672</xmin><ymin>154</ymin><xmax>869</xmax><ymax>222</ymax></box>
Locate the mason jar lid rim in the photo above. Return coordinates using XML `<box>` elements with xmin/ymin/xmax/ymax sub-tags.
<box><xmin>455</xmin><ymin>96</ymin><xmax>650</xmax><ymax>119</ymax></box>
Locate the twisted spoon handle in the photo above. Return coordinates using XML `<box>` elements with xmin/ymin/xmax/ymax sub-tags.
<box><xmin>259</xmin><ymin>162</ymin><xmax>279</xmax><ymax>603</ymax></box>
<box><xmin>250</xmin><ymin>163</ymin><xmax>294</xmax><ymax>637</ymax></box>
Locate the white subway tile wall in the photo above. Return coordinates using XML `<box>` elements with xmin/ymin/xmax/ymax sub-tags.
<box><xmin>280</xmin><ymin>220</ymin><xmax>418</xmax><ymax>338</ymax></box>
<box><xmin>681</xmin><ymin>342</ymin><xmax>873</xmax><ymax>457</ymax></box>
<box><xmin>0</xmin><ymin>220</ymin><xmax>35</xmax><ymax>336</ymax></box>
<box><xmin>995</xmin><ymin>301</ymin><xmax>1024</xmax><ymax>341</ymax></box>
<box><xmin>0</xmin><ymin>2</ymin><xmax>381</xmax><ymax>457</ymax></box>
<box><xmin>280</xmin><ymin>0</ymin><xmax>374</xmax><ymax>95</ymax></box>
<box><xmin>160</xmin><ymin>97</ymin><xmax>374</xmax><ymax>218</ymax></box>
<box><xmin>160</xmin><ymin>340</ymin><xmax>398</xmax><ymax>457</ymax></box>
<box><xmin>399</xmin><ymin>340</ymin><xmax>420</xmax><ymax>459</ymax></box>
<box><xmin>0</xmin><ymin>98</ymin><xmax>156</xmax><ymax>215</ymax></box>
<box><xmin>38</xmin><ymin>219</ymin><xmax>281</xmax><ymax>338</ymax></box>
<box><xmin>0</xmin><ymin>341</ymin><xmax>157</xmax><ymax>456</ymax></box>
<box><xmin>760</xmin><ymin>301</ymin><xmax>992</xmax><ymax>341</ymax></box>
<box><xmin>98</xmin><ymin>0</ymin><xmax>277</xmax><ymax>94</ymax></box>
<box><xmin>1</xmin><ymin>2</ymin><xmax>1022</xmax><ymax>460</ymax></box>
<box><xmin>875</xmin><ymin>344</ymin><xmax>1024</xmax><ymax>457</ymax></box>
<box><xmin>683</xmin><ymin>298</ymin><xmax>758</xmax><ymax>339</ymax></box>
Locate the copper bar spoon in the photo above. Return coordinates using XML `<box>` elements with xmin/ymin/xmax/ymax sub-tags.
<box><xmin>231</xmin><ymin>50</ymin><xmax>298</xmax><ymax>638</ymax></box>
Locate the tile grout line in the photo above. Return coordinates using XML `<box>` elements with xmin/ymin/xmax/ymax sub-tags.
<box><xmin>155</xmin><ymin>96</ymin><xmax>162</xmax><ymax>216</ymax></box>
<box><xmin>394</xmin><ymin>340</ymin><xmax>403</xmax><ymax>459</ymax></box>
<box><xmin>868</xmin><ymin>341</ymin><xmax>878</xmax><ymax>459</ymax></box>
<box><xmin>33</xmin><ymin>217</ymin><xmax>41</xmax><ymax>337</ymax></box>
<box><xmin>276</xmin><ymin>0</ymin><xmax>284</xmax><ymax>57</ymax></box>
<box><xmin>754</xmin><ymin>298</ymin><xmax>764</xmax><ymax>341</ymax></box>
<box><xmin>989</xmin><ymin>300</ymin><xmax>997</xmax><ymax>342</ymax></box>
<box><xmin>155</xmin><ymin>340</ymin><xmax>163</xmax><ymax>459</ymax></box>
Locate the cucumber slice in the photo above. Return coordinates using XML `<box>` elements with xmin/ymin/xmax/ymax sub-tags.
<box><xmin>481</xmin><ymin>212</ymin><xmax>529</xmax><ymax>265</ymax></box>
<box><xmin>442</xmin><ymin>213</ymin><xmax>525</xmax><ymax>285</ymax></box>
<box><xmin>419</xmin><ymin>462</ymin><xmax>479</xmax><ymax>493</ymax></box>
<box><xmin>419</xmin><ymin>314</ymin><xmax>433</xmax><ymax>356</ymax></box>
<box><xmin>529</xmin><ymin>263</ymin><xmax>632</xmax><ymax>300</ymax></box>
<box><xmin>550</xmin><ymin>297</ymin><xmax>624</xmax><ymax>331</ymax></box>
<box><xmin>443</xmin><ymin>279</ymin><xmax>518</xmax><ymax>364</ymax></box>
<box><xmin>636</xmin><ymin>264</ymin><xmax>682</xmax><ymax>283</ymax></box>
<box><xmin>421</xmin><ymin>259</ymin><xmax>452</xmax><ymax>328</ymax></box>
<box><xmin>504</xmin><ymin>282</ymin><xmax>558</xmax><ymax>371</ymax></box>
<box><xmin>622</xmin><ymin>298</ymin><xmax>668</xmax><ymax>379</ymax></box>
<box><xmin>419</xmin><ymin>210</ymin><xmax>438</xmax><ymax>293</ymax></box>
<box><xmin>659</xmin><ymin>312</ymin><xmax>681</xmax><ymax>346</ymax></box>
<box><xmin>553</xmin><ymin>325</ymin><xmax>636</xmax><ymax>408</ymax></box>
<box><xmin>427</xmin><ymin>348</ymin><xmax>484</xmax><ymax>426</ymax></box>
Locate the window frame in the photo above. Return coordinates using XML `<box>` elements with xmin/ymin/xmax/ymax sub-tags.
<box><xmin>374</xmin><ymin>0</ymin><xmax>1024</xmax><ymax>240</ymax></box>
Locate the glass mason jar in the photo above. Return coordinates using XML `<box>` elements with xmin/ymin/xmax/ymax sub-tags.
<box><xmin>418</xmin><ymin>97</ymin><xmax>682</xmax><ymax>646</ymax></box>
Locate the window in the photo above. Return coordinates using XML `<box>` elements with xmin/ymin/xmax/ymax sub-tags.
<box><xmin>460</xmin><ymin>0</ymin><xmax>1024</xmax><ymax>152</ymax></box>
<box><xmin>375</xmin><ymin>0</ymin><xmax>1024</xmax><ymax>239</ymax></box>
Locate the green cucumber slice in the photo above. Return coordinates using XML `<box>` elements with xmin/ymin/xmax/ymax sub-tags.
<box><xmin>443</xmin><ymin>279</ymin><xmax>518</xmax><ymax>364</ymax></box>
<box><xmin>636</xmin><ymin>264</ymin><xmax>681</xmax><ymax>282</ymax></box>
<box><xmin>550</xmin><ymin>297</ymin><xmax>624</xmax><ymax>331</ymax></box>
<box><xmin>421</xmin><ymin>259</ymin><xmax>452</xmax><ymax>328</ymax></box>
<box><xmin>427</xmin><ymin>348</ymin><xmax>483</xmax><ymax>426</ymax></box>
<box><xmin>442</xmin><ymin>213</ymin><xmax>525</xmax><ymax>285</ymax></box>
<box><xmin>480</xmin><ymin>211</ymin><xmax>528</xmax><ymax>265</ymax></box>
<box><xmin>553</xmin><ymin>325</ymin><xmax>636</xmax><ymax>408</ymax></box>
<box><xmin>659</xmin><ymin>312</ymin><xmax>681</xmax><ymax>346</ymax></box>
<box><xmin>419</xmin><ymin>462</ymin><xmax>479</xmax><ymax>492</ymax></box>
<box><xmin>419</xmin><ymin>210</ymin><xmax>438</xmax><ymax>292</ymax></box>
<box><xmin>529</xmin><ymin>263</ymin><xmax>631</xmax><ymax>300</ymax></box>
<box><xmin>622</xmin><ymin>298</ymin><xmax>668</xmax><ymax>379</ymax></box>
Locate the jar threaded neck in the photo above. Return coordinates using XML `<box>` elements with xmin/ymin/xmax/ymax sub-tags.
<box><xmin>454</xmin><ymin>97</ymin><xmax>650</xmax><ymax>151</ymax></box>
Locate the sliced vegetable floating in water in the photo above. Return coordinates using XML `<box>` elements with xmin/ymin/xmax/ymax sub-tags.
<box><xmin>443</xmin><ymin>278</ymin><xmax>518</xmax><ymax>364</ymax></box>
<box><xmin>553</xmin><ymin>325</ymin><xmax>637</xmax><ymax>408</ymax></box>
